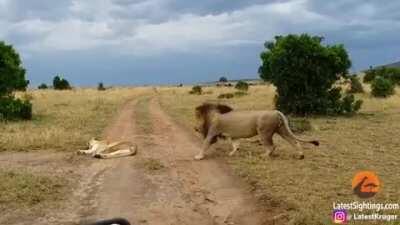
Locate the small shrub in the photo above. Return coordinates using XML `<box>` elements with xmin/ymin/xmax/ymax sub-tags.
<box><xmin>235</xmin><ymin>81</ymin><xmax>249</xmax><ymax>91</ymax></box>
<box><xmin>341</xmin><ymin>94</ymin><xmax>363</xmax><ymax>114</ymax></box>
<box><xmin>0</xmin><ymin>97</ymin><xmax>32</xmax><ymax>120</ymax></box>
<box><xmin>218</xmin><ymin>93</ymin><xmax>234</xmax><ymax>99</ymax></box>
<box><xmin>218</xmin><ymin>91</ymin><xmax>248</xmax><ymax>99</ymax></box>
<box><xmin>38</xmin><ymin>83</ymin><xmax>48</xmax><ymax>89</ymax></box>
<box><xmin>347</xmin><ymin>76</ymin><xmax>364</xmax><ymax>93</ymax></box>
<box><xmin>371</xmin><ymin>76</ymin><xmax>395</xmax><ymax>97</ymax></box>
<box><xmin>97</xmin><ymin>82</ymin><xmax>106</xmax><ymax>91</ymax></box>
<box><xmin>189</xmin><ymin>85</ymin><xmax>202</xmax><ymax>95</ymax></box>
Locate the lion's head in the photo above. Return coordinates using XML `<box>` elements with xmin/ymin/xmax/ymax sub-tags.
<box><xmin>194</xmin><ymin>103</ymin><xmax>233</xmax><ymax>138</ymax></box>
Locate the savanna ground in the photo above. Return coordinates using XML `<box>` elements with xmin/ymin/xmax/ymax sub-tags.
<box><xmin>0</xmin><ymin>84</ymin><xmax>399</xmax><ymax>225</ymax></box>
<box><xmin>158</xmin><ymin>84</ymin><xmax>400</xmax><ymax>224</ymax></box>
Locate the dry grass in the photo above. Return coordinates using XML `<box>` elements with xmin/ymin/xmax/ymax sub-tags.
<box><xmin>0</xmin><ymin>169</ymin><xmax>67</xmax><ymax>211</ymax></box>
<box><xmin>159</xmin><ymin>84</ymin><xmax>400</xmax><ymax>224</ymax></box>
<box><xmin>0</xmin><ymin>87</ymin><xmax>150</xmax><ymax>151</ymax></box>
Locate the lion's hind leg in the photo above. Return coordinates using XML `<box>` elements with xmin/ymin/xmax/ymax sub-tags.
<box><xmin>257</xmin><ymin>126</ymin><xmax>277</xmax><ymax>158</ymax></box>
<box><xmin>228</xmin><ymin>137</ymin><xmax>240</xmax><ymax>156</ymax></box>
<box><xmin>277</xmin><ymin>128</ymin><xmax>304</xmax><ymax>159</ymax></box>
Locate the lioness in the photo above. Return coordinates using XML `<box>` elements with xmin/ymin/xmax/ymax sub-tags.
<box><xmin>77</xmin><ymin>138</ymin><xmax>137</xmax><ymax>159</ymax></box>
<box><xmin>194</xmin><ymin>103</ymin><xmax>319</xmax><ymax>160</ymax></box>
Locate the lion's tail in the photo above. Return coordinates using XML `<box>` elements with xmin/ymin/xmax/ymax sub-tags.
<box><xmin>276</xmin><ymin>111</ymin><xmax>319</xmax><ymax>146</ymax></box>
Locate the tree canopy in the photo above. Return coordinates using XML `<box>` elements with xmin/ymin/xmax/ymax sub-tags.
<box><xmin>259</xmin><ymin>34</ymin><xmax>361</xmax><ymax>115</ymax></box>
<box><xmin>0</xmin><ymin>41</ymin><xmax>29</xmax><ymax>96</ymax></box>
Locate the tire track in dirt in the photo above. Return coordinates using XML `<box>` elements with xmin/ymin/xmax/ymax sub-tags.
<box><xmin>143</xmin><ymin>97</ymin><xmax>269</xmax><ymax>225</ymax></box>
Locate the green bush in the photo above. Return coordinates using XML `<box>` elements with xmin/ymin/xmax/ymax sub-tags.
<box><xmin>218</xmin><ymin>91</ymin><xmax>247</xmax><ymax>99</ymax></box>
<box><xmin>347</xmin><ymin>76</ymin><xmax>364</xmax><ymax>93</ymax></box>
<box><xmin>340</xmin><ymin>94</ymin><xmax>363</xmax><ymax>114</ymax></box>
<box><xmin>364</xmin><ymin>67</ymin><xmax>400</xmax><ymax>85</ymax></box>
<box><xmin>38</xmin><ymin>83</ymin><xmax>48</xmax><ymax>89</ymax></box>
<box><xmin>259</xmin><ymin>34</ymin><xmax>362</xmax><ymax>115</ymax></box>
<box><xmin>235</xmin><ymin>81</ymin><xmax>249</xmax><ymax>91</ymax></box>
<box><xmin>218</xmin><ymin>93</ymin><xmax>234</xmax><ymax>99</ymax></box>
<box><xmin>371</xmin><ymin>76</ymin><xmax>395</xmax><ymax>98</ymax></box>
<box><xmin>189</xmin><ymin>85</ymin><xmax>202</xmax><ymax>95</ymax></box>
<box><xmin>0</xmin><ymin>97</ymin><xmax>32</xmax><ymax>120</ymax></box>
<box><xmin>53</xmin><ymin>75</ymin><xmax>71</xmax><ymax>90</ymax></box>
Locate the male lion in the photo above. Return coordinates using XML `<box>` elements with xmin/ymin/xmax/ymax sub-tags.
<box><xmin>77</xmin><ymin>138</ymin><xmax>137</xmax><ymax>159</ymax></box>
<box><xmin>194</xmin><ymin>103</ymin><xmax>319</xmax><ymax>160</ymax></box>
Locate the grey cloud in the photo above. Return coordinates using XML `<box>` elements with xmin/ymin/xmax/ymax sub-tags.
<box><xmin>0</xmin><ymin>0</ymin><xmax>72</xmax><ymax>22</ymax></box>
<box><xmin>1</xmin><ymin>0</ymin><xmax>399</xmax><ymax>85</ymax></box>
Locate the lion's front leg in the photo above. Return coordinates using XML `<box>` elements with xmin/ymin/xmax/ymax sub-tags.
<box><xmin>195</xmin><ymin>135</ymin><xmax>215</xmax><ymax>160</ymax></box>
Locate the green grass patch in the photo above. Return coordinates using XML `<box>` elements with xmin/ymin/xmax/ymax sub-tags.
<box><xmin>135</xmin><ymin>97</ymin><xmax>153</xmax><ymax>135</ymax></box>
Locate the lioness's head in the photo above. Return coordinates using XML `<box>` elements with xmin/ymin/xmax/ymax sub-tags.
<box><xmin>194</xmin><ymin>103</ymin><xmax>233</xmax><ymax>137</ymax></box>
<box><xmin>88</xmin><ymin>137</ymin><xmax>99</xmax><ymax>148</ymax></box>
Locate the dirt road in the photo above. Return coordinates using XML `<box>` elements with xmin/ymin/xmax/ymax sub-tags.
<box><xmin>1</xmin><ymin>96</ymin><xmax>271</xmax><ymax>225</ymax></box>
<box><xmin>81</xmin><ymin>96</ymin><xmax>270</xmax><ymax>225</ymax></box>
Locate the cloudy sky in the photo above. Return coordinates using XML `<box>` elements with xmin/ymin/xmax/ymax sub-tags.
<box><xmin>1</xmin><ymin>0</ymin><xmax>399</xmax><ymax>86</ymax></box>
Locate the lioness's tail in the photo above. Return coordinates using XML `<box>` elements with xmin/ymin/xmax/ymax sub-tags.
<box><xmin>276</xmin><ymin>111</ymin><xmax>319</xmax><ymax>146</ymax></box>
<box><xmin>107</xmin><ymin>141</ymin><xmax>135</xmax><ymax>149</ymax></box>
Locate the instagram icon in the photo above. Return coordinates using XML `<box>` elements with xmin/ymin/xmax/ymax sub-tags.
<box><xmin>333</xmin><ymin>209</ymin><xmax>348</xmax><ymax>224</ymax></box>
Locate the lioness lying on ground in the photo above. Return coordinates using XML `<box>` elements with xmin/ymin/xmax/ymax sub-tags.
<box><xmin>194</xmin><ymin>103</ymin><xmax>319</xmax><ymax>160</ymax></box>
<box><xmin>77</xmin><ymin>138</ymin><xmax>137</xmax><ymax>159</ymax></box>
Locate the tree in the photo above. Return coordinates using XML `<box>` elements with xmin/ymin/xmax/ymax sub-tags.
<box><xmin>219</xmin><ymin>76</ymin><xmax>228</xmax><ymax>82</ymax></box>
<box><xmin>0</xmin><ymin>41</ymin><xmax>29</xmax><ymax>96</ymax></box>
<box><xmin>0</xmin><ymin>41</ymin><xmax>32</xmax><ymax>120</ymax></box>
<box><xmin>235</xmin><ymin>80</ymin><xmax>249</xmax><ymax>91</ymax></box>
<box><xmin>364</xmin><ymin>66</ymin><xmax>400</xmax><ymax>85</ymax></box>
<box><xmin>97</xmin><ymin>82</ymin><xmax>106</xmax><ymax>91</ymax></box>
<box><xmin>53</xmin><ymin>75</ymin><xmax>71</xmax><ymax>90</ymax></box>
<box><xmin>38</xmin><ymin>83</ymin><xmax>48</xmax><ymax>89</ymax></box>
<box><xmin>259</xmin><ymin>34</ymin><xmax>362</xmax><ymax>115</ymax></box>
